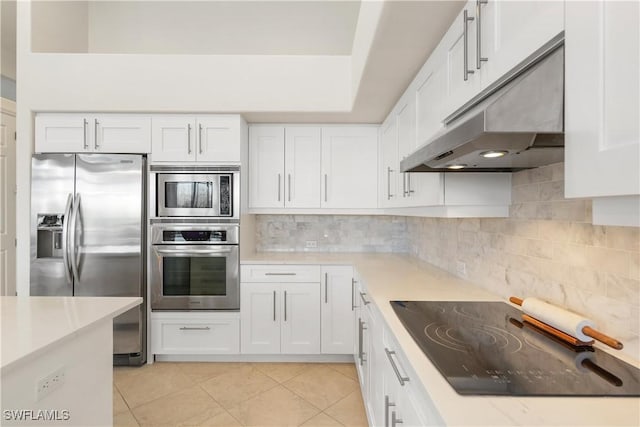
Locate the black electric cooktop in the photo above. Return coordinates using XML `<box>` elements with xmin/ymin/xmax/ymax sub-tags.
<box><xmin>390</xmin><ymin>301</ymin><xmax>640</xmax><ymax>396</ymax></box>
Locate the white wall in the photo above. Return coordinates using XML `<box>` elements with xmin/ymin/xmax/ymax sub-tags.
<box><xmin>31</xmin><ymin>0</ymin><xmax>88</xmax><ymax>53</ymax></box>
<box><xmin>1</xmin><ymin>0</ymin><xmax>17</xmax><ymax>80</ymax></box>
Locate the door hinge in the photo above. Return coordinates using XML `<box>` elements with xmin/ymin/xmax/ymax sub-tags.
<box><xmin>15</xmin><ymin>238</ymin><xmax>17</xmax><ymax>247</ymax></box>
<box><xmin>14</xmin><ymin>131</ymin><xmax>16</xmax><ymax>140</ymax></box>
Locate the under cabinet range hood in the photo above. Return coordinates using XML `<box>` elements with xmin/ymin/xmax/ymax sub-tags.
<box><xmin>401</xmin><ymin>33</ymin><xmax>565</xmax><ymax>173</ymax></box>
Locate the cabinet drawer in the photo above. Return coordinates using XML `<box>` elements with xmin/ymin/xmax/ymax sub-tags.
<box><xmin>151</xmin><ymin>312</ymin><xmax>240</xmax><ymax>355</ymax></box>
<box><xmin>241</xmin><ymin>264</ymin><xmax>321</xmax><ymax>283</ymax></box>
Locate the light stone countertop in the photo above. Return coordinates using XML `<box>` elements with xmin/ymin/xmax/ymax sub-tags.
<box><xmin>242</xmin><ymin>252</ymin><xmax>640</xmax><ymax>426</ymax></box>
<box><xmin>0</xmin><ymin>296</ymin><xmax>142</xmax><ymax>373</ymax></box>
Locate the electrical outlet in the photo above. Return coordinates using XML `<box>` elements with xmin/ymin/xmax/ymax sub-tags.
<box><xmin>456</xmin><ymin>261</ymin><xmax>467</xmax><ymax>278</ymax></box>
<box><xmin>36</xmin><ymin>367</ymin><xmax>66</xmax><ymax>401</ymax></box>
<box><xmin>305</xmin><ymin>240</ymin><xmax>317</xmax><ymax>248</ymax></box>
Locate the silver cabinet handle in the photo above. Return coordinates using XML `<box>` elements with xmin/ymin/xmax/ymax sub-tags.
<box><xmin>402</xmin><ymin>173</ymin><xmax>408</xmax><ymax>197</ymax></box>
<box><xmin>385</xmin><ymin>348</ymin><xmax>410</xmax><ymax>386</ymax></box>
<box><xmin>324</xmin><ymin>174</ymin><xmax>328</xmax><ymax>202</ymax></box>
<box><xmin>463</xmin><ymin>9</ymin><xmax>475</xmax><ymax>81</ymax></box>
<box><xmin>277</xmin><ymin>173</ymin><xmax>281</xmax><ymax>202</ymax></box>
<box><xmin>273</xmin><ymin>290</ymin><xmax>277</xmax><ymax>322</ymax></box>
<box><xmin>387</xmin><ymin>167</ymin><xmax>394</xmax><ymax>200</ymax></box>
<box><xmin>264</xmin><ymin>272</ymin><xmax>296</xmax><ymax>276</ymax></box>
<box><xmin>476</xmin><ymin>0</ymin><xmax>488</xmax><ymax>69</ymax></box>
<box><xmin>284</xmin><ymin>290</ymin><xmax>287</xmax><ymax>322</ymax></box>
<box><xmin>154</xmin><ymin>247</ymin><xmax>233</xmax><ymax>256</ymax></box>
<box><xmin>385</xmin><ymin>395</ymin><xmax>396</xmax><ymax>427</ymax></box>
<box><xmin>94</xmin><ymin>119</ymin><xmax>100</xmax><ymax>149</ymax></box>
<box><xmin>62</xmin><ymin>194</ymin><xmax>73</xmax><ymax>285</ymax></box>
<box><xmin>198</xmin><ymin>123</ymin><xmax>203</xmax><ymax>154</ymax></box>
<box><xmin>391</xmin><ymin>411</ymin><xmax>403</xmax><ymax>427</ymax></box>
<box><xmin>407</xmin><ymin>173</ymin><xmax>414</xmax><ymax>195</ymax></box>
<box><xmin>287</xmin><ymin>174</ymin><xmax>291</xmax><ymax>202</ymax></box>
<box><xmin>187</xmin><ymin>124</ymin><xmax>192</xmax><ymax>154</ymax></box>
<box><xmin>324</xmin><ymin>272</ymin><xmax>328</xmax><ymax>304</ymax></box>
<box><xmin>359</xmin><ymin>292</ymin><xmax>370</xmax><ymax>305</ymax></box>
<box><xmin>83</xmin><ymin>119</ymin><xmax>88</xmax><ymax>149</ymax></box>
<box><xmin>69</xmin><ymin>193</ymin><xmax>81</xmax><ymax>283</ymax></box>
<box><xmin>351</xmin><ymin>278</ymin><xmax>356</xmax><ymax>311</ymax></box>
<box><xmin>179</xmin><ymin>326</ymin><xmax>210</xmax><ymax>331</ymax></box>
<box><xmin>358</xmin><ymin>318</ymin><xmax>367</xmax><ymax>366</ymax></box>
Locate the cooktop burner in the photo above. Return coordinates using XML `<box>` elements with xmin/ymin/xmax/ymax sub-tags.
<box><xmin>390</xmin><ymin>301</ymin><xmax>640</xmax><ymax>396</ymax></box>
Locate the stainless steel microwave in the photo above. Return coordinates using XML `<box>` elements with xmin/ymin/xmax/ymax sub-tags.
<box><xmin>150</xmin><ymin>166</ymin><xmax>240</xmax><ymax>220</ymax></box>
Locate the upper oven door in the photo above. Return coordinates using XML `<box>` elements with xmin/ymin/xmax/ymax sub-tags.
<box><xmin>150</xmin><ymin>244</ymin><xmax>239</xmax><ymax>310</ymax></box>
<box><xmin>157</xmin><ymin>173</ymin><xmax>232</xmax><ymax>217</ymax></box>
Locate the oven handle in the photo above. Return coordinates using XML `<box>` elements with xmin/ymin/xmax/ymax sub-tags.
<box><xmin>153</xmin><ymin>246</ymin><xmax>235</xmax><ymax>256</ymax></box>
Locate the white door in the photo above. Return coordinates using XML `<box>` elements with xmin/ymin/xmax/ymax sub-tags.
<box><xmin>321</xmin><ymin>127</ymin><xmax>378</xmax><ymax>209</ymax></box>
<box><xmin>443</xmin><ymin>2</ymin><xmax>481</xmax><ymax>118</ymax></box>
<box><xmin>415</xmin><ymin>62</ymin><xmax>446</xmax><ymax>148</ymax></box>
<box><xmin>284</xmin><ymin>127</ymin><xmax>321</xmax><ymax>208</ymax></box>
<box><xmin>240</xmin><ymin>283</ymin><xmax>281</xmax><ymax>354</ymax></box>
<box><xmin>380</xmin><ymin>119</ymin><xmax>399</xmax><ymax>208</ymax></box>
<box><xmin>565</xmin><ymin>1</ymin><xmax>640</xmax><ymax>198</ymax></box>
<box><xmin>151</xmin><ymin>116</ymin><xmax>197</xmax><ymax>162</ymax></box>
<box><xmin>281</xmin><ymin>282</ymin><xmax>321</xmax><ymax>354</ymax></box>
<box><xmin>196</xmin><ymin>116</ymin><xmax>241</xmax><ymax>163</ymax></box>
<box><xmin>478</xmin><ymin>0</ymin><xmax>564</xmax><ymax>88</ymax></box>
<box><xmin>248</xmin><ymin>126</ymin><xmax>285</xmax><ymax>208</ymax></box>
<box><xmin>0</xmin><ymin>100</ymin><xmax>16</xmax><ymax>296</ymax></box>
<box><xmin>93</xmin><ymin>115</ymin><xmax>151</xmax><ymax>153</ymax></box>
<box><xmin>321</xmin><ymin>266</ymin><xmax>354</xmax><ymax>354</ymax></box>
<box><xmin>35</xmin><ymin>113</ymin><xmax>89</xmax><ymax>153</ymax></box>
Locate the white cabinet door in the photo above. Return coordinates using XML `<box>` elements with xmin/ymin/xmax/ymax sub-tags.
<box><xmin>281</xmin><ymin>282</ymin><xmax>321</xmax><ymax>354</ymax></box>
<box><xmin>565</xmin><ymin>1</ymin><xmax>640</xmax><ymax>199</ymax></box>
<box><xmin>415</xmin><ymin>61</ymin><xmax>446</xmax><ymax>148</ymax></box>
<box><xmin>380</xmin><ymin>119</ymin><xmax>399</xmax><ymax>208</ymax></box>
<box><xmin>284</xmin><ymin>127</ymin><xmax>322</xmax><ymax>208</ymax></box>
<box><xmin>240</xmin><ymin>283</ymin><xmax>281</xmax><ymax>354</ymax></box>
<box><xmin>93</xmin><ymin>115</ymin><xmax>151</xmax><ymax>154</ymax></box>
<box><xmin>478</xmin><ymin>0</ymin><xmax>564</xmax><ymax>88</ymax></box>
<box><xmin>248</xmin><ymin>126</ymin><xmax>285</xmax><ymax>208</ymax></box>
<box><xmin>443</xmin><ymin>1</ymin><xmax>482</xmax><ymax>118</ymax></box>
<box><xmin>35</xmin><ymin>114</ymin><xmax>89</xmax><ymax>153</ymax></box>
<box><xmin>321</xmin><ymin>127</ymin><xmax>378</xmax><ymax>209</ymax></box>
<box><xmin>151</xmin><ymin>116</ymin><xmax>196</xmax><ymax>162</ymax></box>
<box><xmin>365</xmin><ymin>304</ymin><xmax>385</xmax><ymax>427</ymax></box>
<box><xmin>320</xmin><ymin>266</ymin><xmax>354</xmax><ymax>354</ymax></box>
<box><xmin>396</xmin><ymin>100</ymin><xmax>413</xmax><ymax>207</ymax></box>
<box><xmin>196</xmin><ymin>115</ymin><xmax>241</xmax><ymax>163</ymax></box>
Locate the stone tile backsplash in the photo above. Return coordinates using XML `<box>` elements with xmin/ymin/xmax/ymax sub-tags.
<box><xmin>254</xmin><ymin>163</ymin><xmax>640</xmax><ymax>357</ymax></box>
<box><xmin>255</xmin><ymin>215</ymin><xmax>408</xmax><ymax>253</ymax></box>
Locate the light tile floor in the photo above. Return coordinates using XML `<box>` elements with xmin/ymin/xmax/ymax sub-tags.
<box><xmin>113</xmin><ymin>362</ymin><xmax>367</xmax><ymax>427</ymax></box>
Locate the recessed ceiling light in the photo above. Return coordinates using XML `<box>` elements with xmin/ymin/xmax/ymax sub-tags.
<box><xmin>480</xmin><ymin>150</ymin><xmax>508</xmax><ymax>158</ymax></box>
<box><xmin>446</xmin><ymin>164</ymin><xmax>467</xmax><ymax>170</ymax></box>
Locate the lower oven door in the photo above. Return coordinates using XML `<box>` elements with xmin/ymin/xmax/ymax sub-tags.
<box><xmin>151</xmin><ymin>244</ymin><xmax>239</xmax><ymax>310</ymax></box>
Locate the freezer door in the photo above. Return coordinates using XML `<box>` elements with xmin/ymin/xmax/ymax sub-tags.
<box><xmin>73</xmin><ymin>154</ymin><xmax>144</xmax><ymax>355</ymax></box>
<box><xmin>30</xmin><ymin>154</ymin><xmax>75</xmax><ymax>297</ymax></box>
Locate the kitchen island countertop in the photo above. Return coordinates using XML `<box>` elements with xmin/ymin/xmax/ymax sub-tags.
<box><xmin>242</xmin><ymin>252</ymin><xmax>640</xmax><ymax>426</ymax></box>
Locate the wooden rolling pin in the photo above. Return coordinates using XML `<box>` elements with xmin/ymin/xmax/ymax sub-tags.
<box><xmin>510</xmin><ymin>296</ymin><xmax>623</xmax><ymax>350</ymax></box>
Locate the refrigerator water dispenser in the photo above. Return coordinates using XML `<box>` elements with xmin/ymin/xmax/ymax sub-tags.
<box><xmin>36</xmin><ymin>214</ymin><xmax>64</xmax><ymax>258</ymax></box>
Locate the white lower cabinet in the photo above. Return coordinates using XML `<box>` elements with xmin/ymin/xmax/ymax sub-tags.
<box><xmin>321</xmin><ymin>266</ymin><xmax>355</xmax><ymax>354</ymax></box>
<box><xmin>150</xmin><ymin>311</ymin><xmax>240</xmax><ymax>355</ymax></box>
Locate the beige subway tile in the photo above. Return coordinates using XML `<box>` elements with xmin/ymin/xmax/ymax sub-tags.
<box><xmin>605</xmin><ymin>226</ymin><xmax>640</xmax><ymax>252</ymax></box>
<box><xmin>551</xmin><ymin>200</ymin><xmax>589</xmax><ymax>222</ymax></box>
<box><xmin>539</xmin><ymin>181</ymin><xmax>564</xmax><ymax>201</ymax></box>
<box><xmin>535</xmin><ymin>202</ymin><xmax>554</xmax><ymax>220</ymax></box>
<box><xmin>480</xmin><ymin>218</ymin><xmax>506</xmax><ymax>233</ymax></box>
<box><xmin>569</xmin><ymin>223</ymin><xmax>607</xmax><ymax>247</ymax></box>
<box><xmin>550</xmin><ymin>162</ymin><xmax>565</xmax><ymax>182</ymax></box>
<box><xmin>512</xmin><ymin>169</ymin><xmax>531</xmax><ymax>186</ymax></box>
<box><xmin>504</xmin><ymin>220</ymin><xmax>539</xmax><ymax>238</ymax></box>
<box><xmin>509</xmin><ymin>203</ymin><xmax>538</xmax><ymax>220</ymax></box>
<box><xmin>525</xmin><ymin>239</ymin><xmax>553</xmax><ymax>260</ymax></box>
<box><xmin>538</xmin><ymin>220</ymin><xmax>572</xmax><ymax>243</ymax></box>
<box><xmin>552</xmin><ymin>242</ymin><xmax>588</xmax><ymax>268</ymax></box>
<box><xmin>585</xmin><ymin>246</ymin><xmax>630</xmax><ymax>276</ymax></box>
<box><xmin>606</xmin><ymin>275</ymin><xmax>640</xmax><ymax>306</ymax></box>
<box><xmin>503</xmin><ymin>236</ymin><xmax>529</xmax><ymax>256</ymax></box>
<box><xmin>458</xmin><ymin>218</ymin><xmax>481</xmax><ymax>231</ymax></box>
<box><xmin>530</xmin><ymin>166</ymin><xmax>554</xmax><ymax>183</ymax></box>
<box><xmin>512</xmin><ymin>184</ymin><xmax>540</xmax><ymax>203</ymax></box>
<box><xmin>631</xmin><ymin>253</ymin><xmax>640</xmax><ymax>281</ymax></box>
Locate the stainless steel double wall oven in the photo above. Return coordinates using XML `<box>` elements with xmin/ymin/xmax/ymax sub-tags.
<box><xmin>149</xmin><ymin>166</ymin><xmax>240</xmax><ymax>310</ymax></box>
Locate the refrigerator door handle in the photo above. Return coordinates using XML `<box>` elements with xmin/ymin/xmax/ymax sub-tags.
<box><xmin>62</xmin><ymin>193</ymin><xmax>74</xmax><ymax>285</ymax></box>
<box><xmin>70</xmin><ymin>193</ymin><xmax>82</xmax><ymax>283</ymax></box>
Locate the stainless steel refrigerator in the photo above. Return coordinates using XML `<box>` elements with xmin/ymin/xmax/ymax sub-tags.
<box><xmin>31</xmin><ymin>154</ymin><xmax>146</xmax><ymax>365</ymax></box>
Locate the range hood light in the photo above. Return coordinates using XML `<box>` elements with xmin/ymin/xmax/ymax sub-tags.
<box><xmin>480</xmin><ymin>150</ymin><xmax>509</xmax><ymax>158</ymax></box>
<box><xmin>446</xmin><ymin>164</ymin><xmax>467</xmax><ymax>170</ymax></box>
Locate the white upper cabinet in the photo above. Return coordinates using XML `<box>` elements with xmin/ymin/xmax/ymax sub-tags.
<box><xmin>248</xmin><ymin>125</ymin><xmax>286</xmax><ymax>209</ymax></box>
<box><xmin>35</xmin><ymin>113</ymin><xmax>151</xmax><ymax>153</ymax></box>
<box><xmin>321</xmin><ymin>127</ymin><xmax>378</xmax><ymax>209</ymax></box>
<box><xmin>195</xmin><ymin>116</ymin><xmax>241</xmax><ymax>163</ymax></box>
<box><xmin>151</xmin><ymin>115</ymin><xmax>241</xmax><ymax>163</ymax></box>
<box><xmin>380</xmin><ymin>118</ymin><xmax>399</xmax><ymax>208</ymax></box>
<box><xmin>565</xmin><ymin>1</ymin><xmax>639</xmax><ymax>226</ymax></box>
<box><xmin>285</xmin><ymin>127</ymin><xmax>322</xmax><ymax>208</ymax></box>
<box><xmin>478</xmin><ymin>0</ymin><xmax>565</xmax><ymax>87</ymax></box>
<box><xmin>415</xmin><ymin>59</ymin><xmax>446</xmax><ymax>147</ymax></box>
